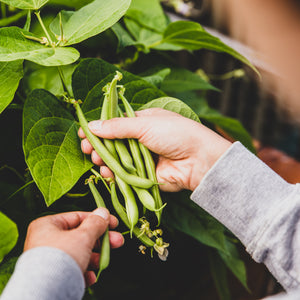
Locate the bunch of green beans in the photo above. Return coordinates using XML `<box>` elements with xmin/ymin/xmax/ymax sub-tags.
<box><xmin>75</xmin><ymin>71</ymin><xmax>169</xmax><ymax>268</ymax></box>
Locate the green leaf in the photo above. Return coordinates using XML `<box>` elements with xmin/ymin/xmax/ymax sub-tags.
<box><xmin>23</xmin><ymin>89</ymin><xmax>93</xmax><ymax>206</ymax></box>
<box><xmin>160</xmin><ymin>67</ymin><xmax>219</xmax><ymax>93</ymax></box>
<box><xmin>124</xmin><ymin>17</ymin><xmax>163</xmax><ymax>51</ymax></box>
<box><xmin>140</xmin><ymin>67</ymin><xmax>171</xmax><ymax>88</ymax></box>
<box><xmin>0</xmin><ymin>212</ymin><xmax>18</xmax><ymax>264</ymax></box>
<box><xmin>111</xmin><ymin>23</ymin><xmax>136</xmax><ymax>51</ymax></box>
<box><xmin>159</xmin><ymin>21</ymin><xmax>258</xmax><ymax>75</ymax></box>
<box><xmin>0</xmin><ymin>257</ymin><xmax>18</xmax><ymax>294</ymax></box>
<box><xmin>126</xmin><ymin>0</ymin><xmax>167</xmax><ymax>32</ymax></box>
<box><xmin>164</xmin><ymin>193</ymin><xmax>228</xmax><ymax>253</ymax></box>
<box><xmin>218</xmin><ymin>240</ymin><xmax>250</xmax><ymax>292</ymax></box>
<box><xmin>72</xmin><ymin>58</ymin><xmax>139</xmax><ymax>102</ymax></box>
<box><xmin>24</xmin><ymin>64</ymin><xmax>76</xmax><ymax>97</ymax></box>
<box><xmin>199</xmin><ymin>110</ymin><xmax>256</xmax><ymax>154</ymax></box>
<box><xmin>0</xmin><ymin>60</ymin><xmax>24</xmax><ymax>114</ymax></box>
<box><xmin>140</xmin><ymin>96</ymin><xmax>200</xmax><ymax>122</ymax></box>
<box><xmin>208</xmin><ymin>251</ymin><xmax>232</xmax><ymax>300</ymax></box>
<box><xmin>50</xmin><ymin>0</ymin><xmax>132</xmax><ymax>46</ymax></box>
<box><xmin>0</xmin><ymin>27</ymin><xmax>79</xmax><ymax>66</ymax></box>
<box><xmin>49</xmin><ymin>0</ymin><xmax>93</xmax><ymax>9</ymax></box>
<box><xmin>0</xmin><ymin>0</ymin><xmax>49</xmax><ymax>10</ymax></box>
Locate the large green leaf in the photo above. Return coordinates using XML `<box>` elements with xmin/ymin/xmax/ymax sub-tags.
<box><xmin>140</xmin><ymin>97</ymin><xmax>200</xmax><ymax>122</ymax></box>
<box><xmin>123</xmin><ymin>17</ymin><xmax>163</xmax><ymax>51</ymax></box>
<box><xmin>23</xmin><ymin>89</ymin><xmax>93</xmax><ymax>206</ymax></box>
<box><xmin>0</xmin><ymin>212</ymin><xmax>18</xmax><ymax>264</ymax></box>
<box><xmin>160</xmin><ymin>67</ymin><xmax>218</xmax><ymax>93</ymax></box>
<box><xmin>218</xmin><ymin>240</ymin><xmax>249</xmax><ymax>292</ymax></box>
<box><xmin>72</xmin><ymin>58</ymin><xmax>139</xmax><ymax>102</ymax></box>
<box><xmin>111</xmin><ymin>23</ymin><xmax>136</xmax><ymax>51</ymax></box>
<box><xmin>199</xmin><ymin>111</ymin><xmax>256</xmax><ymax>154</ymax></box>
<box><xmin>0</xmin><ymin>27</ymin><xmax>79</xmax><ymax>66</ymax></box>
<box><xmin>158</xmin><ymin>21</ymin><xmax>258</xmax><ymax>74</ymax></box>
<box><xmin>49</xmin><ymin>0</ymin><xmax>93</xmax><ymax>9</ymax></box>
<box><xmin>164</xmin><ymin>193</ymin><xmax>228</xmax><ymax>253</ymax></box>
<box><xmin>0</xmin><ymin>257</ymin><xmax>18</xmax><ymax>294</ymax></box>
<box><xmin>24</xmin><ymin>64</ymin><xmax>76</xmax><ymax>97</ymax></box>
<box><xmin>209</xmin><ymin>251</ymin><xmax>232</xmax><ymax>300</ymax></box>
<box><xmin>50</xmin><ymin>0</ymin><xmax>131</xmax><ymax>46</ymax></box>
<box><xmin>0</xmin><ymin>0</ymin><xmax>49</xmax><ymax>10</ymax></box>
<box><xmin>126</xmin><ymin>0</ymin><xmax>167</xmax><ymax>33</ymax></box>
<box><xmin>0</xmin><ymin>60</ymin><xmax>23</xmax><ymax>114</ymax></box>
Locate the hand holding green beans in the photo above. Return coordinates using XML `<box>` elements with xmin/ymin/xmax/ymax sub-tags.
<box><xmin>79</xmin><ymin>108</ymin><xmax>232</xmax><ymax>192</ymax></box>
<box><xmin>23</xmin><ymin>208</ymin><xmax>124</xmax><ymax>287</ymax></box>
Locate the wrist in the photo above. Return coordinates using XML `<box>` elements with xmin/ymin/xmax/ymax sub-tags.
<box><xmin>188</xmin><ymin>138</ymin><xmax>232</xmax><ymax>191</ymax></box>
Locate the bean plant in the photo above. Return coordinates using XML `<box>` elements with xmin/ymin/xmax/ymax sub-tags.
<box><xmin>0</xmin><ymin>0</ymin><xmax>257</xmax><ymax>299</ymax></box>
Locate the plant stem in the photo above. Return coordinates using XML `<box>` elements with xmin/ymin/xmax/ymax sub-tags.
<box><xmin>1</xmin><ymin>3</ymin><xmax>6</xmax><ymax>18</ymax></box>
<box><xmin>57</xmin><ymin>66</ymin><xmax>73</xmax><ymax>97</ymax></box>
<box><xmin>2</xmin><ymin>180</ymin><xmax>34</xmax><ymax>206</ymax></box>
<box><xmin>0</xmin><ymin>10</ymin><xmax>27</xmax><ymax>27</ymax></box>
<box><xmin>148</xmin><ymin>40</ymin><xmax>162</xmax><ymax>49</ymax></box>
<box><xmin>34</xmin><ymin>11</ymin><xmax>54</xmax><ymax>47</ymax></box>
<box><xmin>91</xmin><ymin>169</ymin><xmax>111</xmax><ymax>194</ymax></box>
<box><xmin>0</xmin><ymin>165</ymin><xmax>25</xmax><ymax>183</ymax></box>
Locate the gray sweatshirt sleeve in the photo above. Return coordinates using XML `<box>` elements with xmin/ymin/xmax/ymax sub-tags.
<box><xmin>191</xmin><ymin>142</ymin><xmax>300</xmax><ymax>296</ymax></box>
<box><xmin>0</xmin><ymin>247</ymin><xmax>85</xmax><ymax>300</ymax></box>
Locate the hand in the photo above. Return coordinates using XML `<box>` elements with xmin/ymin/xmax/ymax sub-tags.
<box><xmin>24</xmin><ymin>208</ymin><xmax>124</xmax><ymax>286</ymax></box>
<box><xmin>78</xmin><ymin>108</ymin><xmax>232</xmax><ymax>192</ymax></box>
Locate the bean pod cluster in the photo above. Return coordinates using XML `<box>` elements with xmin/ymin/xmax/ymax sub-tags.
<box><xmin>74</xmin><ymin>72</ymin><xmax>169</xmax><ymax>280</ymax></box>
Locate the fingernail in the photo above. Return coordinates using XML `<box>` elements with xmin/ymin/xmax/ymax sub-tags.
<box><xmin>92</xmin><ymin>208</ymin><xmax>109</xmax><ymax>221</ymax></box>
<box><xmin>88</xmin><ymin>121</ymin><xmax>103</xmax><ymax>134</ymax></box>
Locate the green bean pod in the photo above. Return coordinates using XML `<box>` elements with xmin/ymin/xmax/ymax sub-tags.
<box><xmin>115</xmin><ymin>176</ymin><xmax>139</xmax><ymax>236</ymax></box>
<box><xmin>119</xmin><ymin>91</ymin><xmax>164</xmax><ymax>223</ymax></box>
<box><xmin>101</xmin><ymin>91</ymin><xmax>119</xmax><ymax>159</ymax></box>
<box><xmin>132</xmin><ymin>186</ymin><xmax>160</xmax><ymax>212</ymax></box>
<box><xmin>75</xmin><ymin>102</ymin><xmax>154</xmax><ymax>189</ymax></box>
<box><xmin>118</xmin><ymin>107</ymin><xmax>147</xmax><ymax>178</ymax></box>
<box><xmin>88</xmin><ymin>180</ymin><xmax>110</xmax><ymax>280</ymax></box>
<box><xmin>108</xmin><ymin>71</ymin><xmax>122</xmax><ymax>119</ymax></box>
<box><xmin>139</xmin><ymin>143</ymin><xmax>164</xmax><ymax>224</ymax></box>
<box><xmin>114</xmin><ymin>139</ymin><xmax>137</xmax><ymax>173</ymax></box>
<box><xmin>110</xmin><ymin>182</ymin><xmax>154</xmax><ymax>248</ymax></box>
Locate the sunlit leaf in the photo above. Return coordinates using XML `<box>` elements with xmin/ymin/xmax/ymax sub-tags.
<box><xmin>0</xmin><ymin>27</ymin><xmax>79</xmax><ymax>66</ymax></box>
<box><xmin>0</xmin><ymin>0</ymin><xmax>49</xmax><ymax>10</ymax></box>
<box><xmin>23</xmin><ymin>89</ymin><xmax>92</xmax><ymax>206</ymax></box>
<box><xmin>0</xmin><ymin>212</ymin><xmax>18</xmax><ymax>264</ymax></box>
<box><xmin>50</xmin><ymin>0</ymin><xmax>131</xmax><ymax>46</ymax></box>
<box><xmin>0</xmin><ymin>60</ymin><xmax>23</xmax><ymax>114</ymax></box>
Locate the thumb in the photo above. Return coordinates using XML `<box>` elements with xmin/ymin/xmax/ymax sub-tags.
<box><xmin>88</xmin><ymin>118</ymin><xmax>144</xmax><ymax>140</ymax></box>
<box><xmin>77</xmin><ymin>208</ymin><xmax>110</xmax><ymax>246</ymax></box>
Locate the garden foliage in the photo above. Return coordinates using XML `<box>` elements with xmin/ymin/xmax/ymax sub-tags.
<box><xmin>0</xmin><ymin>0</ymin><xmax>256</xmax><ymax>298</ymax></box>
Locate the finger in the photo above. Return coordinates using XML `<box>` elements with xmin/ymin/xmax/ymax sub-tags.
<box><xmin>84</xmin><ymin>271</ymin><xmax>97</xmax><ymax>287</ymax></box>
<box><xmin>100</xmin><ymin>166</ymin><xmax>114</xmax><ymax>180</ymax></box>
<box><xmin>81</xmin><ymin>138</ymin><xmax>93</xmax><ymax>154</ymax></box>
<box><xmin>48</xmin><ymin>211</ymin><xmax>91</xmax><ymax>230</ymax></box>
<box><xmin>134</xmin><ymin>108</ymin><xmax>178</xmax><ymax>117</ymax></box>
<box><xmin>77</xmin><ymin>208</ymin><xmax>110</xmax><ymax>246</ymax></box>
<box><xmin>88</xmin><ymin>252</ymin><xmax>100</xmax><ymax>270</ymax></box>
<box><xmin>91</xmin><ymin>150</ymin><xmax>105</xmax><ymax>166</ymax></box>
<box><xmin>88</xmin><ymin>118</ymin><xmax>145</xmax><ymax>140</ymax></box>
<box><xmin>78</xmin><ymin>127</ymin><xmax>86</xmax><ymax>139</ymax></box>
<box><xmin>109</xmin><ymin>231</ymin><xmax>125</xmax><ymax>249</ymax></box>
<box><xmin>109</xmin><ymin>214</ymin><xmax>119</xmax><ymax>229</ymax></box>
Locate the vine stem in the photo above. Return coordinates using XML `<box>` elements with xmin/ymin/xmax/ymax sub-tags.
<box><xmin>34</xmin><ymin>11</ymin><xmax>54</xmax><ymax>47</ymax></box>
<box><xmin>1</xmin><ymin>3</ymin><xmax>6</xmax><ymax>18</ymax></box>
<box><xmin>57</xmin><ymin>66</ymin><xmax>73</xmax><ymax>97</ymax></box>
<box><xmin>91</xmin><ymin>169</ymin><xmax>111</xmax><ymax>194</ymax></box>
<box><xmin>0</xmin><ymin>10</ymin><xmax>27</xmax><ymax>27</ymax></box>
